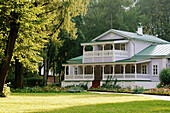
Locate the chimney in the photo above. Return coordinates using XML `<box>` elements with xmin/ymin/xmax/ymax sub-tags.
<box><xmin>137</xmin><ymin>23</ymin><xmax>143</xmax><ymax>35</ymax></box>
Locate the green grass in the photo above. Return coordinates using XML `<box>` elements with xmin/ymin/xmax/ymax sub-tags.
<box><xmin>0</xmin><ymin>92</ymin><xmax>169</xmax><ymax>113</ymax></box>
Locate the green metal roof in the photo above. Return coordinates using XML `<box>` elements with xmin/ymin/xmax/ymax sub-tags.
<box><xmin>133</xmin><ymin>44</ymin><xmax>170</xmax><ymax>58</ymax></box>
<box><xmin>115</xmin><ymin>58</ymin><xmax>149</xmax><ymax>62</ymax></box>
<box><xmin>92</xmin><ymin>29</ymin><xmax>169</xmax><ymax>44</ymax></box>
<box><xmin>67</xmin><ymin>55</ymin><xmax>82</xmax><ymax>61</ymax></box>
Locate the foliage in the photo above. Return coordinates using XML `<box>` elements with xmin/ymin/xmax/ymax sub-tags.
<box><xmin>159</xmin><ymin>68</ymin><xmax>170</xmax><ymax>85</ymax></box>
<box><xmin>81</xmin><ymin>0</ymin><xmax>134</xmax><ymax>41</ymax></box>
<box><xmin>0</xmin><ymin>83</ymin><xmax>11</xmax><ymax>97</ymax></box>
<box><xmin>65</xmin><ymin>83</ymin><xmax>88</xmax><ymax>92</ymax></box>
<box><xmin>136</xmin><ymin>0</ymin><xmax>170</xmax><ymax>41</ymax></box>
<box><xmin>101</xmin><ymin>75</ymin><xmax>120</xmax><ymax>89</ymax></box>
<box><xmin>143</xmin><ymin>87</ymin><xmax>170</xmax><ymax>96</ymax></box>
<box><xmin>132</xmin><ymin>85</ymin><xmax>144</xmax><ymax>94</ymax></box>
<box><xmin>23</xmin><ymin>77</ymin><xmax>44</xmax><ymax>87</ymax></box>
<box><xmin>11</xmin><ymin>86</ymin><xmax>65</xmax><ymax>93</ymax></box>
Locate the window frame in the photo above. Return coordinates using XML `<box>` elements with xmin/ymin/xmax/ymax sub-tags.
<box><xmin>152</xmin><ymin>63</ymin><xmax>159</xmax><ymax>76</ymax></box>
<box><xmin>141</xmin><ymin>64</ymin><xmax>147</xmax><ymax>74</ymax></box>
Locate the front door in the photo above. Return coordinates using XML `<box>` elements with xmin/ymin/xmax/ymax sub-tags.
<box><xmin>94</xmin><ymin>65</ymin><xmax>102</xmax><ymax>80</ymax></box>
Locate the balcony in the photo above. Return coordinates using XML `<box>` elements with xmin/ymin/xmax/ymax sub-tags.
<box><xmin>83</xmin><ymin>50</ymin><xmax>128</xmax><ymax>62</ymax></box>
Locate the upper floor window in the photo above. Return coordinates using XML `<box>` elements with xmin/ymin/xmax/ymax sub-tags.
<box><xmin>141</xmin><ymin>64</ymin><xmax>147</xmax><ymax>74</ymax></box>
<box><xmin>153</xmin><ymin>64</ymin><xmax>158</xmax><ymax>75</ymax></box>
<box><xmin>115</xmin><ymin>43</ymin><xmax>126</xmax><ymax>50</ymax></box>
<box><xmin>120</xmin><ymin>44</ymin><xmax>126</xmax><ymax>50</ymax></box>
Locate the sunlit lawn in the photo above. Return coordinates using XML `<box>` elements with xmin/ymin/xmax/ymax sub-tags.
<box><xmin>0</xmin><ymin>92</ymin><xmax>170</xmax><ymax>113</ymax></box>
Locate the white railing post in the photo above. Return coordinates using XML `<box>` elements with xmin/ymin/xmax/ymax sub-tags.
<box><xmin>102</xmin><ymin>45</ymin><xmax>105</xmax><ymax>62</ymax></box>
<box><xmin>83</xmin><ymin>46</ymin><xmax>85</xmax><ymax>63</ymax></box>
<box><xmin>92</xmin><ymin>45</ymin><xmax>95</xmax><ymax>62</ymax></box>
<box><xmin>112</xmin><ymin>44</ymin><xmax>115</xmax><ymax>62</ymax></box>
<box><xmin>102</xmin><ymin>65</ymin><xmax>105</xmax><ymax>80</ymax></box>
<box><xmin>64</xmin><ymin>66</ymin><xmax>67</xmax><ymax>80</ymax></box>
<box><xmin>134</xmin><ymin>64</ymin><xmax>137</xmax><ymax>78</ymax></box>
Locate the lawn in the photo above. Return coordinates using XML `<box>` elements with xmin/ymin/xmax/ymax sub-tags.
<box><xmin>0</xmin><ymin>92</ymin><xmax>170</xmax><ymax>113</ymax></box>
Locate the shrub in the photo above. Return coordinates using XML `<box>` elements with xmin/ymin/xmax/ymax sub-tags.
<box><xmin>0</xmin><ymin>83</ymin><xmax>11</xmax><ymax>97</ymax></box>
<box><xmin>159</xmin><ymin>68</ymin><xmax>170</xmax><ymax>85</ymax></box>
<box><xmin>24</xmin><ymin>78</ymin><xmax>44</xmax><ymax>87</ymax></box>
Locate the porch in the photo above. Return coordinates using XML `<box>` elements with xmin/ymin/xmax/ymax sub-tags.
<box><xmin>64</xmin><ymin>61</ymin><xmax>152</xmax><ymax>81</ymax></box>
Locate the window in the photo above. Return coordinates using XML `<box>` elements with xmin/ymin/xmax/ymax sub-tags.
<box><xmin>142</xmin><ymin>64</ymin><xmax>147</xmax><ymax>74</ymax></box>
<box><xmin>131</xmin><ymin>65</ymin><xmax>135</xmax><ymax>73</ymax></box>
<box><xmin>120</xmin><ymin>44</ymin><xmax>126</xmax><ymax>50</ymax></box>
<box><xmin>153</xmin><ymin>64</ymin><xmax>158</xmax><ymax>75</ymax></box>
<box><xmin>74</xmin><ymin>67</ymin><xmax>77</xmax><ymax>75</ymax></box>
<box><xmin>121</xmin><ymin>66</ymin><xmax>123</xmax><ymax>73</ymax></box>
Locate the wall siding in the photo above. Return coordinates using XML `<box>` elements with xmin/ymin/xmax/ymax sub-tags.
<box><xmin>98</xmin><ymin>33</ymin><xmax>124</xmax><ymax>40</ymax></box>
<box><xmin>133</xmin><ymin>40</ymin><xmax>151</xmax><ymax>54</ymax></box>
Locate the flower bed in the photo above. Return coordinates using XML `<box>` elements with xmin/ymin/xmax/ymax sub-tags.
<box><xmin>143</xmin><ymin>88</ymin><xmax>170</xmax><ymax>96</ymax></box>
<box><xmin>11</xmin><ymin>86</ymin><xmax>66</xmax><ymax>93</ymax></box>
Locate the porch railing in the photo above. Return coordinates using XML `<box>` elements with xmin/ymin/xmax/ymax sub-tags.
<box><xmin>65</xmin><ymin>74</ymin><xmax>94</xmax><ymax>80</ymax></box>
<box><xmin>84</xmin><ymin>50</ymin><xmax>128</xmax><ymax>58</ymax></box>
<box><xmin>103</xmin><ymin>74</ymin><xmax>151</xmax><ymax>80</ymax></box>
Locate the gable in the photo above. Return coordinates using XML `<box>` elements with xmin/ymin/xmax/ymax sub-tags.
<box><xmin>97</xmin><ymin>32</ymin><xmax>125</xmax><ymax>41</ymax></box>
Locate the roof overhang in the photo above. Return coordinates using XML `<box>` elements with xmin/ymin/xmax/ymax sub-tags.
<box><xmin>62</xmin><ymin>59</ymin><xmax>151</xmax><ymax>66</ymax></box>
<box><xmin>91</xmin><ymin>29</ymin><xmax>131</xmax><ymax>41</ymax></box>
<box><xmin>81</xmin><ymin>40</ymin><xmax>129</xmax><ymax>46</ymax></box>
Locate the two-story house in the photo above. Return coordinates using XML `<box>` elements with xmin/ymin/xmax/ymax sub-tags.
<box><xmin>62</xmin><ymin>25</ymin><xmax>170</xmax><ymax>89</ymax></box>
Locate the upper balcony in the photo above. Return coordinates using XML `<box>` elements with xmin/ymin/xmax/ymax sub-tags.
<box><xmin>81</xmin><ymin>40</ymin><xmax>130</xmax><ymax>63</ymax></box>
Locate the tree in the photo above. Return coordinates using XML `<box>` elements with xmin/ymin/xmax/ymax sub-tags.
<box><xmin>136</xmin><ymin>0</ymin><xmax>170</xmax><ymax>41</ymax></box>
<box><xmin>81</xmin><ymin>0</ymin><xmax>133</xmax><ymax>41</ymax></box>
<box><xmin>159</xmin><ymin>68</ymin><xmax>170</xmax><ymax>86</ymax></box>
<box><xmin>0</xmin><ymin>0</ymin><xmax>89</xmax><ymax>96</ymax></box>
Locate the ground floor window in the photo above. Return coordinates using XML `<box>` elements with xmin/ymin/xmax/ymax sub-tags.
<box><xmin>131</xmin><ymin>65</ymin><xmax>135</xmax><ymax>73</ymax></box>
<box><xmin>142</xmin><ymin>64</ymin><xmax>147</xmax><ymax>74</ymax></box>
<box><xmin>74</xmin><ymin>67</ymin><xmax>77</xmax><ymax>75</ymax></box>
<box><xmin>153</xmin><ymin>64</ymin><xmax>158</xmax><ymax>75</ymax></box>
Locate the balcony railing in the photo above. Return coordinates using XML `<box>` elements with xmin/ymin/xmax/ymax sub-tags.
<box><xmin>65</xmin><ymin>74</ymin><xmax>94</xmax><ymax>81</ymax></box>
<box><xmin>103</xmin><ymin>74</ymin><xmax>151</xmax><ymax>80</ymax></box>
<box><xmin>84</xmin><ymin>50</ymin><xmax>128</xmax><ymax>58</ymax></box>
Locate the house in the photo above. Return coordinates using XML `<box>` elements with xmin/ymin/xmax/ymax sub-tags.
<box><xmin>62</xmin><ymin>25</ymin><xmax>170</xmax><ymax>89</ymax></box>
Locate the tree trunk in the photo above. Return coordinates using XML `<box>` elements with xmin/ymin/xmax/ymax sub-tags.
<box><xmin>53</xmin><ymin>60</ymin><xmax>55</xmax><ymax>83</ymax></box>
<box><xmin>0</xmin><ymin>21</ymin><xmax>19</xmax><ymax>95</ymax></box>
<box><xmin>43</xmin><ymin>48</ymin><xmax>48</xmax><ymax>86</ymax></box>
<box><xmin>15</xmin><ymin>58</ymin><xmax>23</xmax><ymax>89</ymax></box>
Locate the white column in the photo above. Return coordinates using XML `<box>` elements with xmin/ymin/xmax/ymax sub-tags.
<box><xmin>64</xmin><ymin>66</ymin><xmax>67</xmax><ymax>80</ymax></box>
<box><xmin>123</xmin><ymin>64</ymin><xmax>126</xmax><ymax>79</ymax></box>
<box><xmin>102</xmin><ymin>45</ymin><xmax>105</xmax><ymax>62</ymax></box>
<box><xmin>134</xmin><ymin>64</ymin><xmax>137</xmax><ymax>78</ymax></box>
<box><xmin>92</xmin><ymin>45</ymin><xmax>95</xmax><ymax>62</ymax></box>
<box><xmin>83</xmin><ymin>66</ymin><xmax>85</xmax><ymax>79</ymax></box>
<box><xmin>83</xmin><ymin>46</ymin><xmax>86</xmax><ymax>63</ymax></box>
<box><xmin>68</xmin><ymin>66</ymin><xmax>70</xmax><ymax>75</ymax></box>
<box><xmin>112</xmin><ymin>44</ymin><xmax>115</xmax><ymax>62</ymax></box>
<box><xmin>92</xmin><ymin>66</ymin><xmax>95</xmax><ymax>80</ymax></box>
<box><xmin>112</xmin><ymin>65</ymin><xmax>115</xmax><ymax>78</ymax></box>
<box><xmin>102</xmin><ymin>65</ymin><xmax>105</xmax><ymax>80</ymax></box>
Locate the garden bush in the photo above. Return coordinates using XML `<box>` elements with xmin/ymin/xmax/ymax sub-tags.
<box><xmin>0</xmin><ymin>83</ymin><xmax>11</xmax><ymax>97</ymax></box>
<box><xmin>159</xmin><ymin>68</ymin><xmax>170</xmax><ymax>85</ymax></box>
<box><xmin>24</xmin><ymin>77</ymin><xmax>44</xmax><ymax>87</ymax></box>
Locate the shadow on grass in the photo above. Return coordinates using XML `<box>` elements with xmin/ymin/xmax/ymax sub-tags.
<box><xmin>37</xmin><ymin>100</ymin><xmax>170</xmax><ymax>113</ymax></box>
